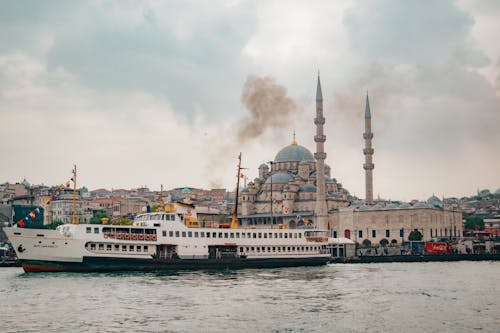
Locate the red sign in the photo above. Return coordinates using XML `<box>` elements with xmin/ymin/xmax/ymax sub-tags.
<box><xmin>425</xmin><ymin>242</ymin><xmax>452</xmax><ymax>254</ymax></box>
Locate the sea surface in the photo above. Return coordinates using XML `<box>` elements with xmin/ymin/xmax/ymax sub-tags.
<box><xmin>1</xmin><ymin>261</ymin><xmax>499</xmax><ymax>333</ymax></box>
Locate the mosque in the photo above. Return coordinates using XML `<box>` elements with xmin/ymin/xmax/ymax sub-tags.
<box><xmin>238</xmin><ymin>75</ymin><xmax>462</xmax><ymax>247</ymax></box>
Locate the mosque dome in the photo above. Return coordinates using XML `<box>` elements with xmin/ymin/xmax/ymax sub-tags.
<box><xmin>413</xmin><ymin>202</ymin><xmax>428</xmax><ymax>208</ymax></box>
<box><xmin>299</xmin><ymin>184</ymin><xmax>317</xmax><ymax>192</ymax></box>
<box><xmin>386</xmin><ymin>203</ymin><xmax>399</xmax><ymax>209</ymax></box>
<box><xmin>427</xmin><ymin>195</ymin><xmax>442</xmax><ymax>208</ymax></box>
<box><xmin>259</xmin><ymin>163</ymin><xmax>269</xmax><ymax>169</ymax></box>
<box><xmin>358</xmin><ymin>204</ymin><xmax>370</xmax><ymax>211</ymax></box>
<box><xmin>399</xmin><ymin>203</ymin><xmax>411</xmax><ymax>209</ymax></box>
<box><xmin>371</xmin><ymin>204</ymin><xmax>384</xmax><ymax>210</ymax></box>
<box><xmin>264</xmin><ymin>172</ymin><xmax>293</xmax><ymax>184</ymax></box>
<box><xmin>274</xmin><ymin>142</ymin><xmax>314</xmax><ymax>163</ymax></box>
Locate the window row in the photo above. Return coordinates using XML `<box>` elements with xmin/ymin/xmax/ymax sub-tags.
<box><xmin>161</xmin><ymin>230</ymin><xmax>303</xmax><ymax>239</ymax></box>
<box><xmin>240</xmin><ymin>245</ymin><xmax>324</xmax><ymax>253</ymax></box>
<box><xmin>86</xmin><ymin>243</ymin><xmax>149</xmax><ymax>253</ymax></box>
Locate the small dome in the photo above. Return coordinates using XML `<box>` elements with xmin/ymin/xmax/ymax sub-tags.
<box><xmin>386</xmin><ymin>203</ymin><xmax>398</xmax><ymax>209</ymax></box>
<box><xmin>325</xmin><ymin>176</ymin><xmax>334</xmax><ymax>184</ymax></box>
<box><xmin>325</xmin><ymin>164</ymin><xmax>331</xmax><ymax>170</ymax></box>
<box><xmin>371</xmin><ymin>204</ymin><xmax>384</xmax><ymax>210</ymax></box>
<box><xmin>358</xmin><ymin>204</ymin><xmax>370</xmax><ymax>211</ymax></box>
<box><xmin>264</xmin><ymin>172</ymin><xmax>293</xmax><ymax>184</ymax></box>
<box><xmin>413</xmin><ymin>202</ymin><xmax>428</xmax><ymax>208</ymax></box>
<box><xmin>299</xmin><ymin>184</ymin><xmax>317</xmax><ymax>192</ymax></box>
<box><xmin>274</xmin><ymin>143</ymin><xmax>314</xmax><ymax>163</ymax></box>
<box><xmin>399</xmin><ymin>203</ymin><xmax>411</xmax><ymax>209</ymax></box>
<box><xmin>259</xmin><ymin>163</ymin><xmax>269</xmax><ymax>169</ymax></box>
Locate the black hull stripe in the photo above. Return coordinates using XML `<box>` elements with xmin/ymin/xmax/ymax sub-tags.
<box><xmin>21</xmin><ymin>256</ymin><xmax>329</xmax><ymax>272</ymax></box>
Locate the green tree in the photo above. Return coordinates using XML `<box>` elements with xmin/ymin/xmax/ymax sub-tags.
<box><xmin>89</xmin><ymin>212</ymin><xmax>109</xmax><ymax>224</ymax></box>
<box><xmin>44</xmin><ymin>220</ymin><xmax>64</xmax><ymax>230</ymax></box>
<box><xmin>408</xmin><ymin>229</ymin><xmax>423</xmax><ymax>241</ymax></box>
<box><xmin>464</xmin><ymin>216</ymin><xmax>484</xmax><ymax>230</ymax></box>
<box><xmin>112</xmin><ymin>218</ymin><xmax>133</xmax><ymax>225</ymax></box>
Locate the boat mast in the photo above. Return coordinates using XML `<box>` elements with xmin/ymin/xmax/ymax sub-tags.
<box><xmin>71</xmin><ymin>164</ymin><xmax>77</xmax><ymax>224</ymax></box>
<box><xmin>230</xmin><ymin>153</ymin><xmax>243</xmax><ymax>229</ymax></box>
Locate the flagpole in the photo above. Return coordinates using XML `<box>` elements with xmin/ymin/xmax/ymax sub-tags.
<box><xmin>72</xmin><ymin>165</ymin><xmax>77</xmax><ymax>224</ymax></box>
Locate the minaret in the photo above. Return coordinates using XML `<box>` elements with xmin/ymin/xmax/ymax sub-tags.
<box><xmin>363</xmin><ymin>93</ymin><xmax>374</xmax><ymax>205</ymax></box>
<box><xmin>314</xmin><ymin>74</ymin><xmax>329</xmax><ymax>229</ymax></box>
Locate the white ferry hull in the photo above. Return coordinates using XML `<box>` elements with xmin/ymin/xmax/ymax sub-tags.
<box><xmin>5</xmin><ymin>225</ymin><xmax>330</xmax><ymax>273</ymax></box>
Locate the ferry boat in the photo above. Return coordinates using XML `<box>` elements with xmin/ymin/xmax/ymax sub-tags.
<box><xmin>4</xmin><ymin>158</ymin><xmax>330</xmax><ymax>273</ymax></box>
<box><xmin>4</xmin><ymin>209</ymin><xmax>330</xmax><ymax>273</ymax></box>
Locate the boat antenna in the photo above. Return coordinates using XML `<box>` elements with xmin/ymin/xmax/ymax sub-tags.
<box><xmin>231</xmin><ymin>153</ymin><xmax>245</xmax><ymax>229</ymax></box>
<box><xmin>71</xmin><ymin>164</ymin><xmax>77</xmax><ymax>224</ymax></box>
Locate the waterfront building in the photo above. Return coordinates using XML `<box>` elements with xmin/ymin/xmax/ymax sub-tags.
<box><xmin>238</xmin><ymin>75</ymin><xmax>463</xmax><ymax>246</ymax></box>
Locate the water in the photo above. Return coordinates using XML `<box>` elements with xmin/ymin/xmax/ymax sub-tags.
<box><xmin>1</xmin><ymin>261</ymin><xmax>499</xmax><ymax>333</ymax></box>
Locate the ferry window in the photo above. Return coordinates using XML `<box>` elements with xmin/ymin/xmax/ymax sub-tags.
<box><xmin>284</xmin><ymin>233</ymin><xmax>288</xmax><ymax>239</ymax></box>
<box><xmin>294</xmin><ymin>233</ymin><xmax>297</xmax><ymax>238</ymax></box>
<box><xmin>206</xmin><ymin>232</ymin><xmax>210</xmax><ymax>238</ymax></box>
<box><xmin>272</xmin><ymin>247</ymin><xmax>276</xmax><ymax>252</ymax></box>
<box><xmin>182</xmin><ymin>232</ymin><xmax>186</xmax><ymax>237</ymax></box>
<box><xmin>224</xmin><ymin>233</ymin><xmax>228</xmax><ymax>238</ymax></box>
<box><xmin>195</xmin><ymin>232</ymin><xmax>199</xmax><ymax>237</ymax></box>
<box><xmin>256</xmin><ymin>247</ymin><xmax>260</xmax><ymax>252</ymax></box>
<box><xmin>213</xmin><ymin>232</ymin><xmax>217</xmax><ymax>238</ymax></box>
<box><xmin>372</xmin><ymin>230</ymin><xmax>376</xmax><ymax>238</ymax></box>
<box><xmin>279</xmin><ymin>233</ymin><xmax>283</xmax><ymax>238</ymax></box>
<box><xmin>277</xmin><ymin>247</ymin><xmax>281</xmax><ymax>252</ymax></box>
<box><xmin>137</xmin><ymin>246</ymin><xmax>141</xmax><ymax>252</ymax></box>
<box><xmin>175</xmin><ymin>231</ymin><xmax>180</xmax><ymax>237</ymax></box>
<box><xmin>253</xmin><ymin>233</ymin><xmax>256</xmax><ymax>239</ymax></box>
<box><xmin>292</xmin><ymin>247</ymin><xmax>295</xmax><ymax>251</ymax></box>
<box><xmin>162</xmin><ymin>231</ymin><xmax>167</xmax><ymax>237</ymax></box>
<box><xmin>246</xmin><ymin>247</ymin><xmax>250</xmax><ymax>252</ymax></box>
<box><xmin>251</xmin><ymin>247</ymin><xmax>255</xmax><ymax>251</ymax></box>
<box><xmin>240</xmin><ymin>247</ymin><xmax>243</xmax><ymax>252</ymax></box>
<box><xmin>247</xmin><ymin>233</ymin><xmax>251</xmax><ymax>238</ymax></box>
<box><xmin>219</xmin><ymin>232</ymin><xmax>223</xmax><ymax>238</ymax></box>
<box><xmin>333</xmin><ymin>231</ymin><xmax>337</xmax><ymax>238</ymax></box>
<box><xmin>188</xmin><ymin>231</ymin><xmax>192</xmax><ymax>237</ymax></box>
<box><xmin>98</xmin><ymin>244</ymin><xmax>104</xmax><ymax>250</ymax></box>
<box><xmin>114</xmin><ymin>244</ymin><xmax>119</xmax><ymax>251</ymax></box>
<box><xmin>258</xmin><ymin>233</ymin><xmax>262</xmax><ymax>238</ymax></box>
<box><xmin>90</xmin><ymin>243</ymin><xmax>96</xmax><ymax>250</ymax></box>
<box><xmin>264</xmin><ymin>233</ymin><xmax>267</xmax><ymax>238</ymax></box>
<box><xmin>129</xmin><ymin>245</ymin><xmax>134</xmax><ymax>251</ymax></box>
<box><xmin>94</xmin><ymin>228</ymin><xmax>99</xmax><ymax>234</ymax></box>
<box><xmin>299</xmin><ymin>233</ymin><xmax>302</xmax><ymax>238</ymax></box>
<box><xmin>236</xmin><ymin>233</ymin><xmax>240</xmax><ymax>238</ymax></box>
<box><xmin>169</xmin><ymin>231</ymin><xmax>173</xmax><ymax>237</ymax></box>
<box><xmin>287</xmin><ymin>247</ymin><xmax>291</xmax><ymax>252</ymax></box>
<box><xmin>106</xmin><ymin>244</ymin><xmax>112</xmax><ymax>251</ymax></box>
<box><xmin>268</xmin><ymin>233</ymin><xmax>272</xmax><ymax>238</ymax></box>
<box><xmin>122</xmin><ymin>245</ymin><xmax>127</xmax><ymax>251</ymax></box>
<box><xmin>201</xmin><ymin>232</ymin><xmax>205</xmax><ymax>237</ymax></box>
<box><xmin>289</xmin><ymin>233</ymin><xmax>292</xmax><ymax>238</ymax></box>
<box><xmin>230</xmin><ymin>233</ymin><xmax>234</xmax><ymax>238</ymax></box>
<box><xmin>274</xmin><ymin>233</ymin><xmax>277</xmax><ymax>239</ymax></box>
<box><xmin>86</xmin><ymin>227</ymin><xmax>91</xmax><ymax>234</ymax></box>
<box><xmin>242</xmin><ymin>233</ymin><xmax>245</xmax><ymax>238</ymax></box>
<box><xmin>143</xmin><ymin>246</ymin><xmax>148</xmax><ymax>251</ymax></box>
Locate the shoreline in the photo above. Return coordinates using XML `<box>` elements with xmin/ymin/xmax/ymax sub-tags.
<box><xmin>330</xmin><ymin>253</ymin><xmax>500</xmax><ymax>264</ymax></box>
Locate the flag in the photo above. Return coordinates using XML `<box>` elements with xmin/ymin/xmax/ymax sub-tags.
<box><xmin>240</xmin><ymin>173</ymin><xmax>244</xmax><ymax>178</ymax></box>
<box><xmin>29</xmin><ymin>211</ymin><xmax>35</xmax><ymax>219</ymax></box>
<box><xmin>18</xmin><ymin>220</ymin><xmax>24</xmax><ymax>228</ymax></box>
<box><xmin>35</xmin><ymin>207</ymin><xmax>40</xmax><ymax>214</ymax></box>
<box><xmin>66</xmin><ymin>182</ymin><xmax>71</xmax><ymax>188</ymax></box>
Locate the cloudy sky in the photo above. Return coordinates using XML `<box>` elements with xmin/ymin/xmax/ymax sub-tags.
<box><xmin>0</xmin><ymin>0</ymin><xmax>499</xmax><ymax>200</ymax></box>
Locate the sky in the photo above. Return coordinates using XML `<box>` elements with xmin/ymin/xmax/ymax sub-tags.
<box><xmin>0</xmin><ymin>0</ymin><xmax>499</xmax><ymax>201</ymax></box>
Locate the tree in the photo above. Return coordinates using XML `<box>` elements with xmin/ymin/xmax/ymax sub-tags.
<box><xmin>44</xmin><ymin>221</ymin><xmax>64</xmax><ymax>230</ymax></box>
<box><xmin>112</xmin><ymin>218</ymin><xmax>133</xmax><ymax>226</ymax></box>
<box><xmin>89</xmin><ymin>212</ymin><xmax>109</xmax><ymax>224</ymax></box>
<box><xmin>464</xmin><ymin>216</ymin><xmax>484</xmax><ymax>230</ymax></box>
<box><xmin>408</xmin><ymin>229</ymin><xmax>423</xmax><ymax>241</ymax></box>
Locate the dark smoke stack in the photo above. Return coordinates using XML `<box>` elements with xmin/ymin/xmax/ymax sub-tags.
<box><xmin>237</xmin><ymin>75</ymin><xmax>299</xmax><ymax>143</ymax></box>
